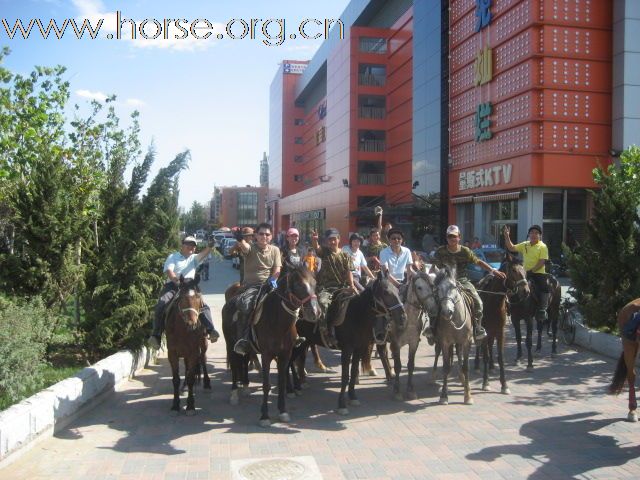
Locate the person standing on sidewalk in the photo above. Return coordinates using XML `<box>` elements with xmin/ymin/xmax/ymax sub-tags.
<box><xmin>148</xmin><ymin>236</ymin><xmax>220</xmax><ymax>350</ymax></box>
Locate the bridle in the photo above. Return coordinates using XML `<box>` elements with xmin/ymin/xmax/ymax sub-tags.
<box><xmin>274</xmin><ymin>272</ymin><xmax>318</xmax><ymax>318</ymax></box>
<box><xmin>504</xmin><ymin>263</ymin><xmax>530</xmax><ymax>303</ymax></box>
<box><xmin>177</xmin><ymin>288</ymin><xmax>203</xmax><ymax>322</ymax></box>
<box><xmin>371</xmin><ymin>280</ymin><xmax>404</xmax><ymax>318</ymax></box>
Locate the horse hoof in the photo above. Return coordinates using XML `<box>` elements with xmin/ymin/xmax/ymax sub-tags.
<box><xmin>439</xmin><ymin>397</ymin><xmax>448</xmax><ymax>405</ymax></box>
<box><xmin>627</xmin><ymin>411</ymin><xmax>638</xmax><ymax>423</ymax></box>
<box><xmin>348</xmin><ymin>398</ymin><xmax>361</xmax><ymax>406</ymax></box>
<box><xmin>464</xmin><ymin>397</ymin><xmax>474</xmax><ymax>405</ymax></box>
<box><xmin>393</xmin><ymin>392</ymin><xmax>404</xmax><ymax>401</ymax></box>
<box><xmin>279</xmin><ymin>412</ymin><xmax>291</xmax><ymax>423</ymax></box>
<box><xmin>259</xmin><ymin>418</ymin><xmax>271</xmax><ymax>428</ymax></box>
<box><xmin>366</xmin><ymin>368</ymin><xmax>379</xmax><ymax>377</ymax></box>
<box><xmin>185</xmin><ymin>409</ymin><xmax>196</xmax><ymax>416</ymax></box>
<box><xmin>501</xmin><ymin>387</ymin><xmax>511</xmax><ymax>395</ymax></box>
<box><xmin>336</xmin><ymin>408</ymin><xmax>349</xmax><ymax>416</ymax></box>
<box><xmin>482</xmin><ymin>384</ymin><xmax>491</xmax><ymax>392</ymax></box>
<box><xmin>406</xmin><ymin>391</ymin><xmax>418</xmax><ymax>401</ymax></box>
<box><xmin>526</xmin><ymin>365</ymin><xmax>534</xmax><ymax>372</ymax></box>
<box><xmin>287</xmin><ymin>392</ymin><xmax>296</xmax><ymax>399</ymax></box>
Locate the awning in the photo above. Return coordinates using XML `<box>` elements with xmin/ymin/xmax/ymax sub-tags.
<box><xmin>451</xmin><ymin>195</ymin><xmax>474</xmax><ymax>204</ymax></box>
<box><xmin>473</xmin><ymin>191</ymin><xmax>522</xmax><ymax>202</ymax></box>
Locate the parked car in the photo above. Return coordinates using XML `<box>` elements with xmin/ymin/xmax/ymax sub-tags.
<box><xmin>466</xmin><ymin>245</ymin><xmax>506</xmax><ymax>284</ymax></box>
<box><xmin>213</xmin><ymin>233</ymin><xmax>234</xmax><ymax>252</ymax></box>
<box><xmin>222</xmin><ymin>238</ymin><xmax>238</xmax><ymax>258</ymax></box>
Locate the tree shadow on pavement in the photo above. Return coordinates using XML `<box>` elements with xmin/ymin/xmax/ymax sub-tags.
<box><xmin>466</xmin><ymin>411</ymin><xmax>640</xmax><ymax>478</ymax></box>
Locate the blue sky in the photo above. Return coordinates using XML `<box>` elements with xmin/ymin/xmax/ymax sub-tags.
<box><xmin>1</xmin><ymin>0</ymin><xmax>347</xmax><ymax>208</ymax></box>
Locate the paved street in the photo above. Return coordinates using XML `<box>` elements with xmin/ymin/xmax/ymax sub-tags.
<box><xmin>1</xmin><ymin>259</ymin><xmax>639</xmax><ymax>480</ymax></box>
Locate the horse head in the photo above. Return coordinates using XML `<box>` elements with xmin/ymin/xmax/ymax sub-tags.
<box><xmin>502</xmin><ymin>252</ymin><xmax>530</xmax><ymax>302</ymax></box>
<box><xmin>283</xmin><ymin>266</ymin><xmax>320</xmax><ymax>322</ymax></box>
<box><xmin>434</xmin><ymin>265</ymin><xmax>459</xmax><ymax>321</ymax></box>
<box><xmin>408</xmin><ymin>270</ymin><xmax>439</xmax><ymax>318</ymax></box>
<box><xmin>177</xmin><ymin>275</ymin><xmax>203</xmax><ymax>331</ymax></box>
<box><xmin>372</xmin><ymin>270</ymin><xmax>407</xmax><ymax>330</ymax></box>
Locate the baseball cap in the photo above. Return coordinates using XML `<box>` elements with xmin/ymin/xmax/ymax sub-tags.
<box><xmin>241</xmin><ymin>227</ymin><xmax>254</xmax><ymax>236</ymax></box>
<box><xmin>528</xmin><ymin>224</ymin><xmax>543</xmax><ymax>235</ymax></box>
<box><xmin>446</xmin><ymin>225</ymin><xmax>460</xmax><ymax>236</ymax></box>
<box><xmin>324</xmin><ymin>228</ymin><xmax>340</xmax><ymax>239</ymax></box>
<box><xmin>287</xmin><ymin>227</ymin><xmax>299</xmax><ymax>237</ymax></box>
<box><xmin>182</xmin><ymin>236</ymin><xmax>198</xmax><ymax>245</ymax></box>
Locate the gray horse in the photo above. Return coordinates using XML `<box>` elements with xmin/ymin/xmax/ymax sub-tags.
<box><xmin>432</xmin><ymin>265</ymin><xmax>474</xmax><ymax>405</ymax></box>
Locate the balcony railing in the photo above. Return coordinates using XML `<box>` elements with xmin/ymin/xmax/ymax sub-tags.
<box><xmin>358</xmin><ymin>106</ymin><xmax>385</xmax><ymax>119</ymax></box>
<box><xmin>358</xmin><ymin>74</ymin><xmax>386</xmax><ymax>87</ymax></box>
<box><xmin>358</xmin><ymin>140</ymin><xmax>386</xmax><ymax>152</ymax></box>
<box><xmin>358</xmin><ymin>173</ymin><xmax>385</xmax><ymax>185</ymax></box>
<box><xmin>359</xmin><ymin>38</ymin><xmax>387</xmax><ymax>54</ymax></box>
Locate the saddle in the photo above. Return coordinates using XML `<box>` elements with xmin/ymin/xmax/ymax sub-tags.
<box><xmin>622</xmin><ymin>311</ymin><xmax>640</xmax><ymax>341</ymax></box>
<box><xmin>327</xmin><ymin>288</ymin><xmax>357</xmax><ymax>328</ymax></box>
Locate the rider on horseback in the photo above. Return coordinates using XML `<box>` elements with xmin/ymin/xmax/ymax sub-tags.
<box><xmin>233</xmin><ymin>223</ymin><xmax>282</xmax><ymax>355</ymax></box>
<box><xmin>312</xmin><ymin>228</ymin><xmax>358</xmax><ymax>348</ymax></box>
<box><xmin>503</xmin><ymin>224</ymin><xmax>551</xmax><ymax>323</ymax></box>
<box><xmin>148</xmin><ymin>236</ymin><xmax>220</xmax><ymax>350</ymax></box>
<box><xmin>424</xmin><ymin>225</ymin><xmax>506</xmax><ymax>344</ymax></box>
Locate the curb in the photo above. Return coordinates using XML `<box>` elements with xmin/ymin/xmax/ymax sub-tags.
<box><xmin>0</xmin><ymin>346</ymin><xmax>155</xmax><ymax>465</ymax></box>
<box><xmin>571</xmin><ymin>314</ymin><xmax>640</xmax><ymax>365</ymax></box>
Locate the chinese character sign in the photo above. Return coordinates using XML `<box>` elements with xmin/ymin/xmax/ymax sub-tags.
<box><xmin>475</xmin><ymin>102</ymin><xmax>493</xmax><ymax>142</ymax></box>
<box><xmin>474</xmin><ymin>47</ymin><xmax>493</xmax><ymax>86</ymax></box>
<box><xmin>458</xmin><ymin>164</ymin><xmax>513</xmax><ymax>191</ymax></box>
<box><xmin>475</xmin><ymin>0</ymin><xmax>492</xmax><ymax>32</ymax></box>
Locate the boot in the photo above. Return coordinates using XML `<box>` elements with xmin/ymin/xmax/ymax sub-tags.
<box><xmin>233</xmin><ymin>313</ymin><xmax>252</xmax><ymax>355</ymax></box>
<box><xmin>474</xmin><ymin>317</ymin><xmax>487</xmax><ymax>342</ymax></box>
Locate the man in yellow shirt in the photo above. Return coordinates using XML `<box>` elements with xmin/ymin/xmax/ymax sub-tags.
<box><xmin>503</xmin><ymin>224</ymin><xmax>550</xmax><ymax>322</ymax></box>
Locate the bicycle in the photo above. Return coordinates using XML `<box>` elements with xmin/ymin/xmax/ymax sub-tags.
<box><xmin>558</xmin><ymin>294</ymin><xmax>580</xmax><ymax>345</ymax></box>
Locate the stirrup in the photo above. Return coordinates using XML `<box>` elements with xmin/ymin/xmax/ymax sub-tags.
<box><xmin>208</xmin><ymin>330</ymin><xmax>220</xmax><ymax>343</ymax></box>
<box><xmin>294</xmin><ymin>336</ymin><xmax>306</xmax><ymax>348</ymax></box>
<box><xmin>474</xmin><ymin>328</ymin><xmax>487</xmax><ymax>342</ymax></box>
<box><xmin>234</xmin><ymin>339</ymin><xmax>252</xmax><ymax>355</ymax></box>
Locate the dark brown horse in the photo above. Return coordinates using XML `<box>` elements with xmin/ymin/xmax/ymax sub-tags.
<box><xmin>475</xmin><ymin>259</ymin><xmax>528</xmax><ymax>394</ymax></box>
<box><xmin>608</xmin><ymin>298</ymin><xmax>640</xmax><ymax>422</ymax></box>
<box><xmin>294</xmin><ymin>271</ymin><xmax>406</xmax><ymax>415</ymax></box>
<box><xmin>506</xmin><ymin>253</ymin><xmax>562</xmax><ymax>371</ymax></box>
<box><xmin>165</xmin><ymin>276</ymin><xmax>207</xmax><ymax>415</ymax></box>
<box><xmin>222</xmin><ymin>266</ymin><xmax>320</xmax><ymax>426</ymax></box>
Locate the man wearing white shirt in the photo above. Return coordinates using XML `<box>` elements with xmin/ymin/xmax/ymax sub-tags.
<box><xmin>148</xmin><ymin>236</ymin><xmax>219</xmax><ymax>349</ymax></box>
<box><xmin>379</xmin><ymin>228</ymin><xmax>414</xmax><ymax>288</ymax></box>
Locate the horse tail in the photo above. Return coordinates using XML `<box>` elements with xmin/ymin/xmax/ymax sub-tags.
<box><xmin>608</xmin><ymin>352</ymin><xmax>627</xmax><ymax>395</ymax></box>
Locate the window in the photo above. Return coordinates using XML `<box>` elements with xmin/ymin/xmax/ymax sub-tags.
<box><xmin>294</xmin><ymin>137</ymin><xmax>303</xmax><ymax>144</ymax></box>
<box><xmin>358</xmin><ymin>161</ymin><xmax>385</xmax><ymax>185</ymax></box>
<box><xmin>294</xmin><ymin>118</ymin><xmax>305</xmax><ymax>126</ymax></box>
<box><xmin>358</xmin><ymin>95</ymin><xmax>386</xmax><ymax>119</ymax></box>
<box><xmin>359</xmin><ymin>37</ymin><xmax>387</xmax><ymax>54</ymax></box>
<box><xmin>237</xmin><ymin>191</ymin><xmax>258</xmax><ymax>226</ymax></box>
<box><xmin>294</xmin><ymin>155</ymin><xmax>304</xmax><ymax>163</ymax></box>
<box><xmin>358</xmin><ymin>195</ymin><xmax>385</xmax><ymax>208</ymax></box>
<box><xmin>358</xmin><ymin>64</ymin><xmax>386</xmax><ymax>86</ymax></box>
<box><xmin>358</xmin><ymin>130</ymin><xmax>385</xmax><ymax>152</ymax></box>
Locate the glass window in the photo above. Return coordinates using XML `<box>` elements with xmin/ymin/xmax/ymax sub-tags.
<box><xmin>543</xmin><ymin>193</ymin><xmax>562</xmax><ymax>220</ymax></box>
<box><xmin>359</xmin><ymin>37</ymin><xmax>387</xmax><ymax>54</ymax></box>
<box><xmin>237</xmin><ymin>191</ymin><xmax>258</xmax><ymax>226</ymax></box>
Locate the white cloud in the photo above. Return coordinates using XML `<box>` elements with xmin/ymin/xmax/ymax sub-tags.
<box><xmin>125</xmin><ymin>98</ymin><xmax>145</xmax><ymax>107</ymax></box>
<box><xmin>75</xmin><ymin>89</ymin><xmax>108</xmax><ymax>102</ymax></box>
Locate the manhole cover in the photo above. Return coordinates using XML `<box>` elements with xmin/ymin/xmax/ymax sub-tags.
<box><xmin>238</xmin><ymin>458</ymin><xmax>306</xmax><ymax>480</ymax></box>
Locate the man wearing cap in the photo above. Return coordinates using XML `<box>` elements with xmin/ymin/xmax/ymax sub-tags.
<box><xmin>229</xmin><ymin>227</ymin><xmax>255</xmax><ymax>283</ymax></box>
<box><xmin>311</xmin><ymin>228</ymin><xmax>357</xmax><ymax>348</ymax></box>
<box><xmin>233</xmin><ymin>222</ymin><xmax>282</xmax><ymax>355</ymax></box>
<box><xmin>426</xmin><ymin>225</ymin><xmax>506</xmax><ymax>344</ymax></box>
<box><xmin>503</xmin><ymin>224</ymin><xmax>551</xmax><ymax>322</ymax></box>
<box><xmin>148</xmin><ymin>236</ymin><xmax>220</xmax><ymax>350</ymax></box>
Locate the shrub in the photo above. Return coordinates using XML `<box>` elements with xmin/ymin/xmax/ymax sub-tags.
<box><xmin>0</xmin><ymin>295</ymin><xmax>56</xmax><ymax>406</ymax></box>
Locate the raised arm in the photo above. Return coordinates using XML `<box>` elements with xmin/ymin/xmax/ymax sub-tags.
<box><xmin>502</xmin><ymin>225</ymin><xmax>517</xmax><ymax>252</ymax></box>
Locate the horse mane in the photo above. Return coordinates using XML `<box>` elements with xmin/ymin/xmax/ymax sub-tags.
<box><xmin>435</xmin><ymin>264</ymin><xmax>456</xmax><ymax>285</ymax></box>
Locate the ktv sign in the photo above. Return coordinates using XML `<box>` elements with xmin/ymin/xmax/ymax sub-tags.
<box><xmin>459</xmin><ymin>163</ymin><xmax>512</xmax><ymax>191</ymax></box>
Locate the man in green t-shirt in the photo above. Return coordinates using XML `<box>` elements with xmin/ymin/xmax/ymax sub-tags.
<box><xmin>503</xmin><ymin>224</ymin><xmax>550</xmax><ymax>322</ymax></box>
<box><xmin>311</xmin><ymin>228</ymin><xmax>357</xmax><ymax>348</ymax></box>
<box><xmin>424</xmin><ymin>225</ymin><xmax>506</xmax><ymax>344</ymax></box>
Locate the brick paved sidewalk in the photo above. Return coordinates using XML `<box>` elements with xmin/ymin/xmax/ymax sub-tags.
<box><xmin>1</xmin><ymin>260</ymin><xmax>638</xmax><ymax>480</ymax></box>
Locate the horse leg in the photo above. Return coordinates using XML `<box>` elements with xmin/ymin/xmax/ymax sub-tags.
<box><xmin>439</xmin><ymin>343</ymin><xmax>450</xmax><ymax>405</ymax></box>
<box><xmin>497</xmin><ymin>333</ymin><xmax>510</xmax><ymax>394</ymax></box>
<box><xmin>168</xmin><ymin>351</ymin><xmax>181</xmax><ymax>414</ymax></box>
<box><xmin>431</xmin><ymin>343</ymin><xmax>441</xmax><ymax>383</ymax></box>
<box><xmin>482</xmin><ymin>339</ymin><xmax>490</xmax><ymax>391</ymax></box>
<box><xmin>311</xmin><ymin>344</ymin><xmax>330</xmax><ymax>373</ymax></box>
<box><xmin>489</xmin><ymin>338</ymin><xmax>495</xmax><ymax>370</ymax></box>
<box><xmin>625</xmin><ymin>344</ymin><xmax>638</xmax><ymax>422</ymax></box>
<box><xmin>377</xmin><ymin>343</ymin><xmax>392</xmax><ymax>382</ymax></box>
<box><xmin>361</xmin><ymin>342</ymin><xmax>378</xmax><ymax>377</ymax></box>
<box><xmin>229</xmin><ymin>352</ymin><xmax>241</xmax><ymax>406</ymax></box>
<box><xmin>185</xmin><ymin>358</ymin><xmax>197</xmax><ymax>415</ymax></box>
<box><xmin>551</xmin><ymin>306</ymin><xmax>559</xmax><ymax>355</ymax></box>
<box><xmin>536</xmin><ymin>317</ymin><xmax>543</xmax><ymax>352</ymax></box>
<box><xmin>348</xmin><ymin>350</ymin><xmax>361</xmax><ymax>406</ymax></box>
<box><xmin>391</xmin><ymin>342</ymin><xmax>403</xmax><ymax>401</ymax></box>
<box><xmin>259</xmin><ymin>354</ymin><xmax>272</xmax><ymax>427</ymax></box>
<box><xmin>462</xmin><ymin>344</ymin><xmax>473</xmax><ymax>405</ymax></box>
<box><xmin>474</xmin><ymin>343</ymin><xmax>481</xmax><ymax>371</ymax></box>
<box><xmin>277</xmin><ymin>354</ymin><xmax>291</xmax><ymax>423</ymax></box>
<box><xmin>512</xmin><ymin>317</ymin><xmax>523</xmax><ymax>364</ymax></box>
<box><xmin>201</xmin><ymin>345</ymin><xmax>211</xmax><ymax>390</ymax></box>
<box><xmin>526</xmin><ymin>316</ymin><xmax>534</xmax><ymax>371</ymax></box>
<box><xmin>455</xmin><ymin>344</ymin><xmax>464</xmax><ymax>384</ymax></box>
<box><xmin>337</xmin><ymin>348</ymin><xmax>352</xmax><ymax>415</ymax></box>
<box><xmin>405</xmin><ymin>341</ymin><xmax>418</xmax><ymax>400</ymax></box>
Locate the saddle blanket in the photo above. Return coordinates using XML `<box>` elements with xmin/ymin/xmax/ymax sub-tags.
<box><xmin>622</xmin><ymin>311</ymin><xmax>640</xmax><ymax>341</ymax></box>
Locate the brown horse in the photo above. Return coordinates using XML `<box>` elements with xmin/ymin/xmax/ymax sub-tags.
<box><xmin>608</xmin><ymin>298</ymin><xmax>640</xmax><ymax>422</ymax></box>
<box><xmin>222</xmin><ymin>266</ymin><xmax>320</xmax><ymax>426</ymax></box>
<box><xmin>165</xmin><ymin>276</ymin><xmax>207</xmax><ymax>415</ymax></box>
<box><xmin>475</xmin><ymin>259</ymin><xmax>528</xmax><ymax>394</ymax></box>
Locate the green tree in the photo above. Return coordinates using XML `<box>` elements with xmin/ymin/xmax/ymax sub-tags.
<box><xmin>567</xmin><ymin>146</ymin><xmax>640</xmax><ymax>332</ymax></box>
<box><xmin>180</xmin><ymin>201</ymin><xmax>209</xmax><ymax>234</ymax></box>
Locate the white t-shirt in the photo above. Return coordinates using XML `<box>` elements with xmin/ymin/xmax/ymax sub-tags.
<box><xmin>342</xmin><ymin>245</ymin><xmax>367</xmax><ymax>278</ymax></box>
<box><xmin>380</xmin><ymin>246</ymin><xmax>412</xmax><ymax>282</ymax></box>
<box><xmin>163</xmin><ymin>252</ymin><xmax>201</xmax><ymax>282</ymax></box>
